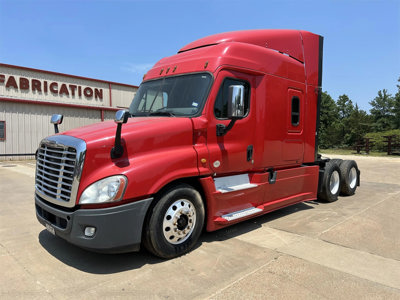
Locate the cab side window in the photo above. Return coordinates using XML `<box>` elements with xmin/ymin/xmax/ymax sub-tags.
<box><xmin>214</xmin><ymin>78</ymin><xmax>250</xmax><ymax>119</ymax></box>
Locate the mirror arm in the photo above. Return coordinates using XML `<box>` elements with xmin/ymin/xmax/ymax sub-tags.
<box><xmin>111</xmin><ymin>123</ymin><xmax>124</xmax><ymax>159</ymax></box>
<box><xmin>110</xmin><ymin>110</ymin><xmax>129</xmax><ymax>159</ymax></box>
<box><xmin>216</xmin><ymin>118</ymin><xmax>238</xmax><ymax>136</ymax></box>
<box><xmin>54</xmin><ymin>124</ymin><xmax>60</xmax><ymax>134</ymax></box>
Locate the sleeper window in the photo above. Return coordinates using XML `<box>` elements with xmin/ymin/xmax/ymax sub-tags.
<box><xmin>291</xmin><ymin>96</ymin><xmax>300</xmax><ymax>126</ymax></box>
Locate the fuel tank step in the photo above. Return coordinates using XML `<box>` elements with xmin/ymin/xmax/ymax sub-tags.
<box><xmin>214</xmin><ymin>174</ymin><xmax>257</xmax><ymax>193</ymax></box>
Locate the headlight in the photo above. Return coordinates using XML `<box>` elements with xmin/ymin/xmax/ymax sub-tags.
<box><xmin>79</xmin><ymin>175</ymin><xmax>127</xmax><ymax>204</ymax></box>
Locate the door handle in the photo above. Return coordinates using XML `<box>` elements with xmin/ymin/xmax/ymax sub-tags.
<box><xmin>247</xmin><ymin>145</ymin><xmax>253</xmax><ymax>162</ymax></box>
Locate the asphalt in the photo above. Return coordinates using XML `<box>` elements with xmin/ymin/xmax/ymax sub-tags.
<box><xmin>0</xmin><ymin>154</ymin><xmax>399</xmax><ymax>299</ymax></box>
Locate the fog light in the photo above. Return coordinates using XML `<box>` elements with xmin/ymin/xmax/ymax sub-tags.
<box><xmin>84</xmin><ymin>227</ymin><xmax>96</xmax><ymax>237</ymax></box>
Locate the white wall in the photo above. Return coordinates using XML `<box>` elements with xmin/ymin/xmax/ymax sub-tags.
<box><xmin>111</xmin><ymin>83</ymin><xmax>137</xmax><ymax>109</ymax></box>
<box><xmin>0</xmin><ymin>64</ymin><xmax>138</xmax><ymax>160</ymax></box>
<box><xmin>0</xmin><ymin>102</ymin><xmax>115</xmax><ymax>160</ymax></box>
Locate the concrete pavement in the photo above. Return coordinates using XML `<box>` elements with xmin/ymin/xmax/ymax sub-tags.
<box><xmin>0</xmin><ymin>155</ymin><xmax>399</xmax><ymax>299</ymax></box>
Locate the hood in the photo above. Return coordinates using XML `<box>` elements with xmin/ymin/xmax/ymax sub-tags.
<box><xmin>62</xmin><ymin>116</ymin><xmax>195</xmax><ymax>161</ymax></box>
<box><xmin>64</xmin><ymin>117</ymin><xmax>192</xmax><ymax>144</ymax></box>
<box><xmin>62</xmin><ymin>117</ymin><xmax>196</xmax><ymax>200</ymax></box>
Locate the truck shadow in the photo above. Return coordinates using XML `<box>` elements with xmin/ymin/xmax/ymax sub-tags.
<box><xmin>39</xmin><ymin>201</ymin><xmax>316</xmax><ymax>274</ymax></box>
<box><xmin>38</xmin><ymin>231</ymin><xmax>163</xmax><ymax>273</ymax></box>
<box><xmin>200</xmin><ymin>201</ymin><xmax>316</xmax><ymax>244</ymax></box>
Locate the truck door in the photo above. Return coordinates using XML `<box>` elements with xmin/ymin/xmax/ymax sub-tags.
<box><xmin>206</xmin><ymin>70</ymin><xmax>257</xmax><ymax>174</ymax></box>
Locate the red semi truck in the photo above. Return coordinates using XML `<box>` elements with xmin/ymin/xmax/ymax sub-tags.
<box><xmin>35</xmin><ymin>30</ymin><xmax>360</xmax><ymax>258</ymax></box>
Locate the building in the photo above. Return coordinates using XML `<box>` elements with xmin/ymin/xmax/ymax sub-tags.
<box><xmin>0</xmin><ymin>63</ymin><xmax>138</xmax><ymax>160</ymax></box>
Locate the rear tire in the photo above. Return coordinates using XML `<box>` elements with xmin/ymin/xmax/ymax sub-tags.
<box><xmin>329</xmin><ymin>158</ymin><xmax>343</xmax><ymax>166</ymax></box>
<box><xmin>318</xmin><ymin>161</ymin><xmax>342</xmax><ymax>203</ymax></box>
<box><xmin>339</xmin><ymin>160</ymin><xmax>359</xmax><ymax>196</ymax></box>
<box><xmin>143</xmin><ymin>184</ymin><xmax>205</xmax><ymax>259</ymax></box>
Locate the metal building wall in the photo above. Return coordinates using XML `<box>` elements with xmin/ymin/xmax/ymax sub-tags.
<box><xmin>0</xmin><ymin>102</ymin><xmax>114</xmax><ymax>160</ymax></box>
<box><xmin>111</xmin><ymin>83</ymin><xmax>136</xmax><ymax>108</ymax></box>
<box><xmin>104</xmin><ymin>110</ymin><xmax>117</xmax><ymax>120</ymax></box>
<box><xmin>0</xmin><ymin>63</ymin><xmax>138</xmax><ymax>160</ymax></box>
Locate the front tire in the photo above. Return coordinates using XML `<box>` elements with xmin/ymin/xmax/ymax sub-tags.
<box><xmin>143</xmin><ymin>184</ymin><xmax>205</xmax><ymax>259</ymax></box>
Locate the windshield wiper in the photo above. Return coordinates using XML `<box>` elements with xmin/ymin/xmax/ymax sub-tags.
<box><xmin>129</xmin><ymin>112</ymin><xmax>149</xmax><ymax>117</ymax></box>
<box><xmin>148</xmin><ymin>111</ymin><xmax>175</xmax><ymax>117</ymax></box>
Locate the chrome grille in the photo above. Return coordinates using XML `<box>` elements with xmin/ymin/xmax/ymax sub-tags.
<box><xmin>35</xmin><ymin>135</ymin><xmax>86</xmax><ymax>208</ymax></box>
<box><xmin>36</xmin><ymin>145</ymin><xmax>76</xmax><ymax>202</ymax></box>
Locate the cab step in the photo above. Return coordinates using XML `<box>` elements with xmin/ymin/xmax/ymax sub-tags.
<box><xmin>220</xmin><ymin>207</ymin><xmax>263</xmax><ymax>222</ymax></box>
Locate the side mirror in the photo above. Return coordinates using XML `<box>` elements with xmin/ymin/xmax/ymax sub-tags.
<box><xmin>115</xmin><ymin>110</ymin><xmax>129</xmax><ymax>124</ymax></box>
<box><xmin>111</xmin><ymin>110</ymin><xmax>129</xmax><ymax>159</ymax></box>
<box><xmin>227</xmin><ymin>85</ymin><xmax>245</xmax><ymax>118</ymax></box>
<box><xmin>50</xmin><ymin>114</ymin><xmax>63</xmax><ymax>134</ymax></box>
<box><xmin>216</xmin><ymin>85</ymin><xmax>245</xmax><ymax>136</ymax></box>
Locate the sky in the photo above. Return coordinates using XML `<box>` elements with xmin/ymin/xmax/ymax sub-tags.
<box><xmin>0</xmin><ymin>0</ymin><xmax>399</xmax><ymax>112</ymax></box>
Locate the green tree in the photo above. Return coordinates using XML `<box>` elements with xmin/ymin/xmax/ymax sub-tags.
<box><xmin>319</xmin><ymin>91</ymin><xmax>340</xmax><ymax>148</ymax></box>
<box><xmin>369</xmin><ymin>89</ymin><xmax>395</xmax><ymax>131</ymax></box>
<box><xmin>337</xmin><ymin>94</ymin><xmax>354</xmax><ymax>120</ymax></box>
<box><xmin>336</xmin><ymin>94</ymin><xmax>355</xmax><ymax>146</ymax></box>
<box><xmin>393</xmin><ymin>77</ymin><xmax>400</xmax><ymax>129</ymax></box>
<box><xmin>345</xmin><ymin>103</ymin><xmax>372</xmax><ymax>146</ymax></box>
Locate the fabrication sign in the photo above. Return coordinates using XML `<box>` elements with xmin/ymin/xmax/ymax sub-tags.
<box><xmin>0</xmin><ymin>74</ymin><xmax>103</xmax><ymax>100</ymax></box>
<box><xmin>0</xmin><ymin>66</ymin><xmax>108</xmax><ymax>107</ymax></box>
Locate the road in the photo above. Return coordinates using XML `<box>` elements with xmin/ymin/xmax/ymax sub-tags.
<box><xmin>0</xmin><ymin>155</ymin><xmax>399</xmax><ymax>299</ymax></box>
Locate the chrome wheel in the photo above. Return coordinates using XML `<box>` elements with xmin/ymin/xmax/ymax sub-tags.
<box><xmin>163</xmin><ymin>199</ymin><xmax>196</xmax><ymax>245</ymax></box>
<box><xmin>349</xmin><ymin>167</ymin><xmax>357</xmax><ymax>189</ymax></box>
<box><xmin>330</xmin><ymin>170</ymin><xmax>340</xmax><ymax>195</ymax></box>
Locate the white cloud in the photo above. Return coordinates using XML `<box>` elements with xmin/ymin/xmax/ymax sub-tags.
<box><xmin>122</xmin><ymin>63</ymin><xmax>155</xmax><ymax>75</ymax></box>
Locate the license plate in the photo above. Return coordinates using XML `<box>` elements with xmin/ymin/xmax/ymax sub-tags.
<box><xmin>45</xmin><ymin>223</ymin><xmax>55</xmax><ymax>235</ymax></box>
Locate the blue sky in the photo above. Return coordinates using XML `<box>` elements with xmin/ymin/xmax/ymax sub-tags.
<box><xmin>1</xmin><ymin>0</ymin><xmax>399</xmax><ymax>111</ymax></box>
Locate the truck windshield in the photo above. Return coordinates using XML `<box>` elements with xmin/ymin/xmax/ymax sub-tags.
<box><xmin>129</xmin><ymin>73</ymin><xmax>212</xmax><ymax>117</ymax></box>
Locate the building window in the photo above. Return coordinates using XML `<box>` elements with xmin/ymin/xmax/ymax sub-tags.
<box><xmin>0</xmin><ymin>121</ymin><xmax>5</xmax><ymax>140</ymax></box>
<box><xmin>291</xmin><ymin>96</ymin><xmax>300</xmax><ymax>126</ymax></box>
<box><xmin>214</xmin><ymin>78</ymin><xmax>250</xmax><ymax>119</ymax></box>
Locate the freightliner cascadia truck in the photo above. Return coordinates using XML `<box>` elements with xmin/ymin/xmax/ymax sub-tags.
<box><xmin>35</xmin><ymin>30</ymin><xmax>360</xmax><ymax>258</ymax></box>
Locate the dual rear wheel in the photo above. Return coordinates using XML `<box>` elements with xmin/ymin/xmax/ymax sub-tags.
<box><xmin>318</xmin><ymin>159</ymin><xmax>359</xmax><ymax>202</ymax></box>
